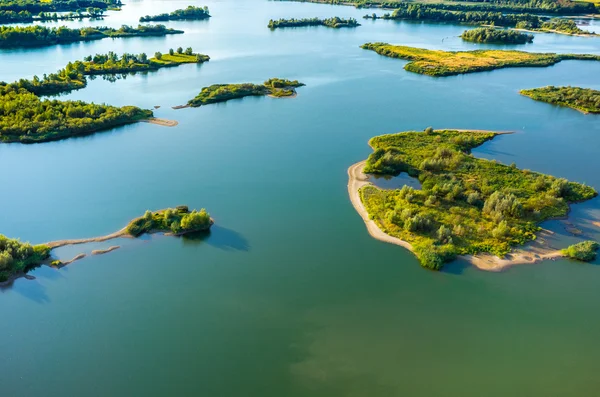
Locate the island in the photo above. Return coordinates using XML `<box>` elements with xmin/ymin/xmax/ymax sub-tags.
<box><xmin>349</xmin><ymin>128</ymin><xmax>597</xmax><ymax>271</ymax></box>
<box><xmin>461</xmin><ymin>28</ymin><xmax>534</xmax><ymax>44</ymax></box>
<box><xmin>362</xmin><ymin>4</ymin><xmax>596</xmax><ymax>36</ymax></box>
<box><xmin>186</xmin><ymin>78</ymin><xmax>304</xmax><ymax>107</ymax></box>
<box><xmin>0</xmin><ymin>0</ymin><xmax>122</xmax><ymax>14</ymax></box>
<box><xmin>0</xmin><ymin>24</ymin><xmax>183</xmax><ymax>49</ymax></box>
<box><xmin>4</xmin><ymin>47</ymin><xmax>210</xmax><ymax>97</ymax></box>
<box><xmin>140</xmin><ymin>5</ymin><xmax>210</xmax><ymax>22</ymax></box>
<box><xmin>268</xmin><ymin>17</ymin><xmax>360</xmax><ymax>29</ymax></box>
<box><xmin>0</xmin><ymin>206</ymin><xmax>212</xmax><ymax>284</ymax></box>
<box><xmin>360</xmin><ymin>43</ymin><xmax>600</xmax><ymax>77</ymax></box>
<box><xmin>520</xmin><ymin>86</ymin><xmax>600</xmax><ymax>114</ymax></box>
<box><xmin>0</xmin><ymin>8</ymin><xmax>107</xmax><ymax>24</ymax></box>
<box><xmin>562</xmin><ymin>241</ymin><xmax>599</xmax><ymax>262</ymax></box>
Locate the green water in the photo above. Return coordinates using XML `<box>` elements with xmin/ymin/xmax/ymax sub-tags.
<box><xmin>1</xmin><ymin>1</ymin><xmax>600</xmax><ymax>395</ymax></box>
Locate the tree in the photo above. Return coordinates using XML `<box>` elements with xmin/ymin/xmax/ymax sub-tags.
<box><xmin>185</xmin><ymin>47</ymin><xmax>193</xmax><ymax>55</ymax></box>
<box><xmin>169</xmin><ymin>48</ymin><xmax>174</xmax><ymax>55</ymax></box>
<box><xmin>176</xmin><ymin>46</ymin><xmax>183</xmax><ymax>54</ymax></box>
<box><xmin>154</xmin><ymin>51</ymin><xmax>162</xmax><ymax>60</ymax></box>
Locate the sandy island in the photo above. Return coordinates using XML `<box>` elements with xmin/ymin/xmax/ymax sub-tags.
<box><xmin>92</xmin><ymin>246</ymin><xmax>120</xmax><ymax>255</ymax></box>
<box><xmin>140</xmin><ymin>118</ymin><xmax>179</xmax><ymax>127</ymax></box>
<box><xmin>347</xmin><ymin>129</ymin><xmax>566</xmax><ymax>272</ymax></box>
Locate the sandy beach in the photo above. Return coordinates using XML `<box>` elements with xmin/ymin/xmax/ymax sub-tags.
<box><xmin>141</xmin><ymin>118</ymin><xmax>179</xmax><ymax>127</ymax></box>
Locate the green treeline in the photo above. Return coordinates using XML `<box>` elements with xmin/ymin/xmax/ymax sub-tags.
<box><xmin>520</xmin><ymin>86</ymin><xmax>600</xmax><ymax>114</ymax></box>
<box><xmin>284</xmin><ymin>0</ymin><xmax>596</xmax><ymax>15</ymax></box>
<box><xmin>363</xmin><ymin>4</ymin><xmax>595</xmax><ymax>36</ymax></box>
<box><xmin>361</xmin><ymin>43</ymin><xmax>600</xmax><ymax>77</ymax></box>
<box><xmin>359</xmin><ymin>129</ymin><xmax>597</xmax><ymax>270</ymax></box>
<box><xmin>0</xmin><ymin>24</ymin><xmax>183</xmax><ymax>49</ymax></box>
<box><xmin>0</xmin><ymin>0</ymin><xmax>121</xmax><ymax>13</ymax></box>
<box><xmin>3</xmin><ymin>48</ymin><xmax>209</xmax><ymax>97</ymax></box>
<box><xmin>268</xmin><ymin>17</ymin><xmax>360</xmax><ymax>29</ymax></box>
<box><xmin>126</xmin><ymin>206</ymin><xmax>212</xmax><ymax>236</ymax></box>
<box><xmin>461</xmin><ymin>28</ymin><xmax>533</xmax><ymax>44</ymax></box>
<box><xmin>187</xmin><ymin>78</ymin><xmax>304</xmax><ymax>107</ymax></box>
<box><xmin>562</xmin><ymin>241</ymin><xmax>599</xmax><ymax>262</ymax></box>
<box><xmin>0</xmin><ymin>235</ymin><xmax>51</xmax><ymax>282</ymax></box>
<box><xmin>0</xmin><ymin>8</ymin><xmax>106</xmax><ymax>24</ymax></box>
<box><xmin>140</xmin><ymin>6</ymin><xmax>210</xmax><ymax>22</ymax></box>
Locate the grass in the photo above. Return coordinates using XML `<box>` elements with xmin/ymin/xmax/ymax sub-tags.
<box><xmin>151</xmin><ymin>53</ymin><xmax>210</xmax><ymax>65</ymax></box>
<box><xmin>520</xmin><ymin>86</ymin><xmax>600</xmax><ymax>114</ymax></box>
<box><xmin>359</xmin><ymin>129</ymin><xmax>597</xmax><ymax>270</ymax></box>
<box><xmin>360</xmin><ymin>43</ymin><xmax>600</xmax><ymax>76</ymax></box>
<box><xmin>126</xmin><ymin>206</ymin><xmax>212</xmax><ymax>236</ymax></box>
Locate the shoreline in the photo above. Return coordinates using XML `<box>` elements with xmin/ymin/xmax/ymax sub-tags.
<box><xmin>347</xmin><ymin>129</ymin><xmax>566</xmax><ymax>272</ymax></box>
<box><xmin>140</xmin><ymin>117</ymin><xmax>179</xmax><ymax>127</ymax></box>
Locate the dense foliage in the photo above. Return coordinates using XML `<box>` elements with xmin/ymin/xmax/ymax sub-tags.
<box><xmin>561</xmin><ymin>241</ymin><xmax>599</xmax><ymax>262</ymax></box>
<box><xmin>0</xmin><ymin>24</ymin><xmax>182</xmax><ymax>49</ymax></box>
<box><xmin>461</xmin><ymin>28</ymin><xmax>533</xmax><ymax>44</ymax></box>
<box><xmin>139</xmin><ymin>6</ymin><xmax>210</xmax><ymax>22</ymax></box>
<box><xmin>0</xmin><ymin>86</ymin><xmax>152</xmax><ymax>143</ymax></box>
<box><xmin>0</xmin><ymin>0</ymin><xmax>121</xmax><ymax>13</ymax></box>
<box><xmin>268</xmin><ymin>17</ymin><xmax>360</xmax><ymax>29</ymax></box>
<box><xmin>0</xmin><ymin>235</ymin><xmax>50</xmax><ymax>282</ymax></box>
<box><xmin>0</xmin><ymin>8</ymin><xmax>105</xmax><ymax>23</ymax></box>
<box><xmin>126</xmin><ymin>206</ymin><xmax>212</xmax><ymax>236</ymax></box>
<box><xmin>361</xmin><ymin>43</ymin><xmax>600</xmax><ymax>76</ymax></box>
<box><xmin>362</xmin><ymin>3</ymin><xmax>595</xmax><ymax>36</ymax></box>
<box><xmin>188</xmin><ymin>78</ymin><xmax>304</xmax><ymax>106</ymax></box>
<box><xmin>520</xmin><ymin>86</ymin><xmax>600</xmax><ymax>114</ymax></box>
<box><xmin>359</xmin><ymin>129</ymin><xmax>597</xmax><ymax>270</ymax></box>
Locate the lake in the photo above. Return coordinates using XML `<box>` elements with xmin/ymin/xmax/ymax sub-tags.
<box><xmin>1</xmin><ymin>0</ymin><xmax>600</xmax><ymax>396</ymax></box>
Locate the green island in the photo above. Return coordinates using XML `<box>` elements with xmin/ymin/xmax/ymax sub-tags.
<box><xmin>461</xmin><ymin>28</ymin><xmax>534</xmax><ymax>44</ymax></box>
<box><xmin>283</xmin><ymin>0</ymin><xmax>596</xmax><ymax>15</ymax></box>
<box><xmin>0</xmin><ymin>24</ymin><xmax>182</xmax><ymax>49</ymax></box>
<box><xmin>360</xmin><ymin>43</ymin><xmax>600</xmax><ymax>77</ymax></box>
<box><xmin>0</xmin><ymin>206</ymin><xmax>212</xmax><ymax>283</ymax></box>
<box><xmin>362</xmin><ymin>4</ymin><xmax>595</xmax><ymax>36</ymax></box>
<box><xmin>268</xmin><ymin>17</ymin><xmax>360</xmax><ymax>29</ymax></box>
<box><xmin>0</xmin><ymin>0</ymin><xmax>122</xmax><ymax>13</ymax></box>
<box><xmin>0</xmin><ymin>8</ymin><xmax>107</xmax><ymax>24</ymax></box>
<box><xmin>3</xmin><ymin>47</ymin><xmax>209</xmax><ymax>97</ymax></box>
<box><xmin>187</xmin><ymin>78</ymin><xmax>304</xmax><ymax>107</ymax></box>
<box><xmin>352</xmin><ymin>128</ymin><xmax>597</xmax><ymax>270</ymax></box>
<box><xmin>140</xmin><ymin>5</ymin><xmax>210</xmax><ymax>22</ymax></box>
<box><xmin>561</xmin><ymin>241</ymin><xmax>599</xmax><ymax>262</ymax></box>
<box><xmin>520</xmin><ymin>86</ymin><xmax>600</xmax><ymax>114</ymax></box>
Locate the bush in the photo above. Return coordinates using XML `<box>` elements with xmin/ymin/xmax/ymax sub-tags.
<box><xmin>562</xmin><ymin>241</ymin><xmax>599</xmax><ymax>262</ymax></box>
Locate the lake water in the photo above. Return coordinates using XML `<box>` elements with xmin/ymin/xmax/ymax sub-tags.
<box><xmin>1</xmin><ymin>1</ymin><xmax>600</xmax><ymax>396</ymax></box>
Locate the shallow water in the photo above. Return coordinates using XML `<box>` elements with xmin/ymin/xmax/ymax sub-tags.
<box><xmin>1</xmin><ymin>1</ymin><xmax>600</xmax><ymax>396</ymax></box>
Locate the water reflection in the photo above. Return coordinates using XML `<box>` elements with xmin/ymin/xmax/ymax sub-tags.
<box><xmin>369</xmin><ymin>172</ymin><xmax>422</xmax><ymax>190</ymax></box>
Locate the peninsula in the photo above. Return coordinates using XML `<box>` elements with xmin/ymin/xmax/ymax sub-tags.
<box><xmin>520</xmin><ymin>86</ymin><xmax>600</xmax><ymax>114</ymax></box>
<box><xmin>349</xmin><ymin>128</ymin><xmax>597</xmax><ymax>271</ymax></box>
<box><xmin>0</xmin><ymin>24</ymin><xmax>183</xmax><ymax>49</ymax></box>
<box><xmin>361</xmin><ymin>43</ymin><xmax>600</xmax><ymax>77</ymax></box>
<box><xmin>1</xmin><ymin>206</ymin><xmax>212</xmax><ymax>284</ymax></box>
<box><xmin>268</xmin><ymin>17</ymin><xmax>360</xmax><ymax>29</ymax></box>
<box><xmin>140</xmin><ymin>5</ymin><xmax>210</xmax><ymax>22</ymax></box>
<box><xmin>186</xmin><ymin>78</ymin><xmax>304</xmax><ymax>107</ymax></box>
<box><xmin>461</xmin><ymin>28</ymin><xmax>534</xmax><ymax>44</ymax></box>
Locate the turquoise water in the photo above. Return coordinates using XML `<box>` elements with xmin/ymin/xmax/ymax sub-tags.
<box><xmin>1</xmin><ymin>1</ymin><xmax>600</xmax><ymax>396</ymax></box>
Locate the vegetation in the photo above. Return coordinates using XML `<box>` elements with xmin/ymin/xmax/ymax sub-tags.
<box><xmin>268</xmin><ymin>17</ymin><xmax>360</xmax><ymax>29</ymax></box>
<box><xmin>0</xmin><ymin>0</ymin><xmax>122</xmax><ymax>13</ymax></box>
<box><xmin>0</xmin><ymin>24</ymin><xmax>183</xmax><ymax>49</ymax></box>
<box><xmin>359</xmin><ymin>129</ymin><xmax>597</xmax><ymax>270</ymax></box>
<box><xmin>0</xmin><ymin>235</ymin><xmax>51</xmax><ymax>283</ymax></box>
<box><xmin>126</xmin><ymin>206</ymin><xmax>212</xmax><ymax>236</ymax></box>
<box><xmin>3</xmin><ymin>49</ymin><xmax>208</xmax><ymax>97</ymax></box>
<box><xmin>362</xmin><ymin>3</ymin><xmax>595</xmax><ymax>36</ymax></box>
<box><xmin>284</xmin><ymin>0</ymin><xmax>597</xmax><ymax>15</ymax></box>
<box><xmin>0</xmin><ymin>8</ymin><xmax>105</xmax><ymax>23</ymax></box>
<box><xmin>461</xmin><ymin>28</ymin><xmax>533</xmax><ymax>44</ymax></box>
<box><xmin>561</xmin><ymin>241</ymin><xmax>599</xmax><ymax>262</ymax></box>
<box><xmin>520</xmin><ymin>86</ymin><xmax>600</xmax><ymax>114</ymax></box>
<box><xmin>188</xmin><ymin>78</ymin><xmax>304</xmax><ymax>107</ymax></box>
<box><xmin>0</xmin><ymin>86</ymin><xmax>152</xmax><ymax>143</ymax></box>
<box><xmin>139</xmin><ymin>5</ymin><xmax>210</xmax><ymax>22</ymax></box>
<box><xmin>361</xmin><ymin>43</ymin><xmax>600</xmax><ymax>77</ymax></box>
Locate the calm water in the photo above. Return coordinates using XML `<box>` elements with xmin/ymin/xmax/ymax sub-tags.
<box><xmin>1</xmin><ymin>1</ymin><xmax>600</xmax><ymax>396</ymax></box>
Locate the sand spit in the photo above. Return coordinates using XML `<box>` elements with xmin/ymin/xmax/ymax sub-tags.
<box><xmin>141</xmin><ymin>118</ymin><xmax>179</xmax><ymax>127</ymax></box>
<box><xmin>92</xmin><ymin>246</ymin><xmax>121</xmax><ymax>255</ymax></box>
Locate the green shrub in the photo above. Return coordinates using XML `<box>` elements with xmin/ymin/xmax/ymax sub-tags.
<box><xmin>562</xmin><ymin>241</ymin><xmax>599</xmax><ymax>262</ymax></box>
